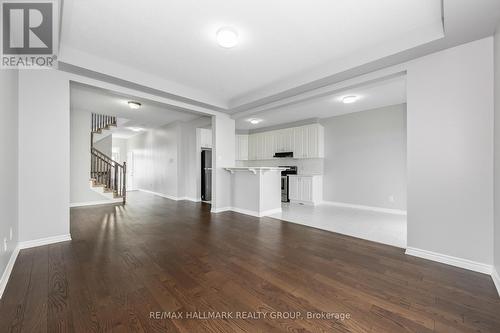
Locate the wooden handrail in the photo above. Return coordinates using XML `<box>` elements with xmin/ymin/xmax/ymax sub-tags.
<box><xmin>91</xmin><ymin>147</ymin><xmax>124</xmax><ymax>168</ymax></box>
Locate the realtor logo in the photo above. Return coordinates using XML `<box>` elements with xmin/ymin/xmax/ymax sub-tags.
<box><xmin>1</xmin><ymin>0</ymin><xmax>58</xmax><ymax>68</ymax></box>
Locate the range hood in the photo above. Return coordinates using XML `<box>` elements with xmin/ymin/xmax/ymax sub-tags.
<box><xmin>274</xmin><ymin>152</ymin><xmax>293</xmax><ymax>158</ymax></box>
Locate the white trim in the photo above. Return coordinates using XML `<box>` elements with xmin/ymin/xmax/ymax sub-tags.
<box><xmin>0</xmin><ymin>245</ymin><xmax>20</xmax><ymax>299</ymax></box>
<box><xmin>226</xmin><ymin>207</ymin><xmax>257</xmax><ymax>216</ymax></box>
<box><xmin>136</xmin><ymin>188</ymin><xmax>201</xmax><ymax>202</ymax></box>
<box><xmin>178</xmin><ymin>197</ymin><xmax>201</xmax><ymax>202</ymax></box>
<box><xmin>138</xmin><ymin>189</ymin><xmax>182</xmax><ymax>201</ymax></box>
<box><xmin>230</xmin><ymin>207</ymin><xmax>282</xmax><ymax>218</ymax></box>
<box><xmin>260</xmin><ymin>208</ymin><xmax>282</xmax><ymax>217</ymax></box>
<box><xmin>70</xmin><ymin>199</ymin><xmax>122</xmax><ymax>207</ymax></box>
<box><xmin>492</xmin><ymin>267</ymin><xmax>500</xmax><ymax>297</ymax></box>
<box><xmin>138</xmin><ymin>190</ymin><xmax>202</xmax><ymax>203</ymax></box>
<box><xmin>211</xmin><ymin>206</ymin><xmax>232</xmax><ymax>213</ymax></box>
<box><xmin>211</xmin><ymin>207</ymin><xmax>281</xmax><ymax>217</ymax></box>
<box><xmin>321</xmin><ymin>201</ymin><xmax>407</xmax><ymax>215</ymax></box>
<box><xmin>18</xmin><ymin>234</ymin><xmax>72</xmax><ymax>250</ymax></box>
<box><xmin>405</xmin><ymin>247</ymin><xmax>492</xmax><ymax>275</ymax></box>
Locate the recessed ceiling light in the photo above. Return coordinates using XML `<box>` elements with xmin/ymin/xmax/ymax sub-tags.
<box><xmin>216</xmin><ymin>27</ymin><xmax>239</xmax><ymax>48</ymax></box>
<box><xmin>342</xmin><ymin>95</ymin><xmax>359</xmax><ymax>104</ymax></box>
<box><xmin>247</xmin><ymin>118</ymin><xmax>263</xmax><ymax>125</ymax></box>
<box><xmin>128</xmin><ymin>101</ymin><xmax>142</xmax><ymax>109</ymax></box>
<box><xmin>128</xmin><ymin>127</ymin><xmax>144</xmax><ymax>132</ymax></box>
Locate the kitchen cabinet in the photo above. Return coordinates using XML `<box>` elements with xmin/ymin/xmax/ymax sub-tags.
<box><xmin>200</xmin><ymin>128</ymin><xmax>212</xmax><ymax>148</ymax></box>
<box><xmin>235</xmin><ymin>134</ymin><xmax>249</xmax><ymax>160</ymax></box>
<box><xmin>241</xmin><ymin>123</ymin><xmax>324</xmax><ymax>160</ymax></box>
<box><xmin>274</xmin><ymin>128</ymin><xmax>294</xmax><ymax>153</ymax></box>
<box><xmin>288</xmin><ymin>175</ymin><xmax>323</xmax><ymax>205</ymax></box>
<box><xmin>293</xmin><ymin>124</ymin><xmax>324</xmax><ymax>158</ymax></box>
<box><xmin>263</xmin><ymin>132</ymin><xmax>275</xmax><ymax>159</ymax></box>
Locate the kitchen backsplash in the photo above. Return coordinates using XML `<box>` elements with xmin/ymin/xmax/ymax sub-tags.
<box><xmin>236</xmin><ymin>158</ymin><xmax>324</xmax><ymax>175</ymax></box>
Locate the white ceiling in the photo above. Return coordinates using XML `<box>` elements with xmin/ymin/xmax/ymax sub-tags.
<box><xmin>235</xmin><ymin>75</ymin><xmax>406</xmax><ymax>130</ymax></box>
<box><xmin>60</xmin><ymin>0</ymin><xmax>442</xmax><ymax>108</ymax></box>
<box><xmin>60</xmin><ymin>0</ymin><xmax>500</xmax><ymax>118</ymax></box>
<box><xmin>70</xmin><ymin>83</ymin><xmax>202</xmax><ymax>139</ymax></box>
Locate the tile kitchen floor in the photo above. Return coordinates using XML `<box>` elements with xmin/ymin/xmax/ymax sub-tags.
<box><xmin>269</xmin><ymin>203</ymin><xmax>407</xmax><ymax>248</ymax></box>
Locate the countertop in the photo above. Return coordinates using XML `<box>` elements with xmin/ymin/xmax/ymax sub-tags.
<box><xmin>225</xmin><ymin>167</ymin><xmax>288</xmax><ymax>174</ymax></box>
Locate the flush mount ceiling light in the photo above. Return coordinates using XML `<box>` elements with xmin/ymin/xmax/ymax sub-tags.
<box><xmin>247</xmin><ymin>118</ymin><xmax>263</xmax><ymax>125</ymax></box>
<box><xmin>216</xmin><ymin>27</ymin><xmax>239</xmax><ymax>48</ymax></box>
<box><xmin>128</xmin><ymin>101</ymin><xmax>142</xmax><ymax>109</ymax></box>
<box><xmin>341</xmin><ymin>95</ymin><xmax>359</xmax><ymax>104</ymax></box>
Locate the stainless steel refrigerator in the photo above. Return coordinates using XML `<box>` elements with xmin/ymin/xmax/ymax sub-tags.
<box><xmin>201</xmin><ymin>149</ymin><xmax>212</xmax><ymax>201</ymax></box>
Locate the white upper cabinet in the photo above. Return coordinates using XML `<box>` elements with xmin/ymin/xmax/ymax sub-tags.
<box><xmin>241</xmin><ymin>123</ymin><xmax>324</xmax><ymax>160</ymax></box>
<box><xmin>274</xmin><ymin>128</ymin><xmax>294</xmax><ymax>153</ymax></box>
<box><xmin>200</xmin><ymin>128</ymin><xmax>212</xmax><ymax>148</ymax></box>
<box><xmin>303</xmin><ymin>124</ymin><xmax>324</xmax><ymax>158</ymax></box>
<box><xmin>263</xmin><ymin>132</ymin><xmax>275</xmax><ymax>159</ymax></box>
<box><xmin>291</xmin><ymin>124</ymin><xmax>324</xmax><ymax>158</ymax></box>
<box><xmin>235</xmin><ymin>134</ymin><xmax>249</xmax><ymax>160</ymax></box>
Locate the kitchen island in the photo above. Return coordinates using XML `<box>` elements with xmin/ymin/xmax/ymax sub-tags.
<box><xmin>225</xmin><ymin>167</ymin><xmax>287</xmax><ymax>217</ymax></box>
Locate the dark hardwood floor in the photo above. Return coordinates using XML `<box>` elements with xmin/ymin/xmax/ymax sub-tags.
<box><xmin>1</xmin><ymin>191</ymin><xmax>500</xmax><ymax>332</ymax></box>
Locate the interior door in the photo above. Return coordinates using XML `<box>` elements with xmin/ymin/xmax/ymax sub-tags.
<box><xmin>201</xmin><ymin>149</ymin><xmax>212</xmax><ymax>201</ymax></box>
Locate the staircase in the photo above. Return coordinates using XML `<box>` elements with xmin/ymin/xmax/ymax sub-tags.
<box><xmin>90</xmin><ymin>113</ymin><xmax>127</xmax><ymax>204</ymax></box>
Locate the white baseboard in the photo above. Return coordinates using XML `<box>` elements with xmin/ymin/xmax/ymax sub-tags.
<box><xmin>405</xmin><ymin>247</ymin><xmax>492</xmax><ymax>275</ymax></box>
<box><xmin>70</xmin><ymin>199</ymin><xmax>122</xmax><ymax>207</ymax></box>
<box><xmin>260</xmin><ymin>208</ymin><xmax>282</xmax><ymax>217</ymax></box>
<box><xmin>492</xmin><ymin>267</ymin><xmax>500</xmax><ymax>297</ymax></box>
<box><xmin>0</xmin><ymin>245</ymin><xmax>20</xmax><ymax>299</ymax></box>
<box><xmin>138</xmin><ymin>189</ymin><xmax>182</xmax><ymax>201</ymax></box>
<box><xmin>321</xmin><ymin>201</ymin><xmax>407</xmax><ymax>216</ymax></box>
<box><xmin>1</xmin><ymin>234</ymin><xmax>71</xmax><ymax>299</ymax></box>
<box><xmin>230</xmin><ymin>207</ymin><xmax>282</xmax><ymax>217</ymax></box>
<box><xmin>18</xmin><ymin>234</ymin><xmax>72</xmax><ymax>250</ymax></box>
<box><xmin>139</xmin><ymin>189</ymin><xmax>202</xmax><ymax>202</ymax></box>
<box><xmin>179</xmin><ymin>197</ymin><xmax>201</xmax><ymax>202</ymax></box>
<box><xmin>211</xmin><ymin>206</ymin><xmax>281</xmax><ymax>217</ymax></box>
<box><xmin>138</xmin><ymin>189</ymin><xmax>179</xmax><ymax>200</ymax></box>
<box><xmin>211</xmin><ymin>206</ymin><xmax>232</xmax><ymax>213</ymax></box>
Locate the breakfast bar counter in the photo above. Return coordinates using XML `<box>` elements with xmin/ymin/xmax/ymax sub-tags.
<box><xmin>225</xmin><ymin>167</ymin><xmax>286</xmax><ymax>217</ymax></box>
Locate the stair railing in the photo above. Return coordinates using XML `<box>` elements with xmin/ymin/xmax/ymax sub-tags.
<box><xmin>90</xmin><ymin>113</ymin><xmax>127</xmax><ymax>204</ymax></box>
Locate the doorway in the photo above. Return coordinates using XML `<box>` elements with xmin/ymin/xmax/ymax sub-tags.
<box><xmin>201</xmin><ymin>148</ymin><xmax>212</xmax><ymax>202</ymax></box>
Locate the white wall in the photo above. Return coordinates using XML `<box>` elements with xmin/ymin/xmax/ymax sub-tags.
<box><xmin>70</xmin><ymin>108</ymin><xmax>108</xmax><ymax>204</ymax></box>
<box><xmin>494</xmin><ymin>28</ymin><xmax>500</xmax><ymax>278</ymax></box>
<box><xmin>178</xmin><ymin>117</ymin><xmax>211</xmax><ymax>201</ymax></box>
<box><xmin>0</xmin><ymin>70</ymin><xmax>19</xmax><ymax>293</ymax></box>
<box><xmin>112</xmin><ymin>138</ymin><xmax>128</xmax><ymax>164</ymax></box>
<box><xmin>212</xmin><ymin>115</ymin><xmax>235</xmax><ymax>211</ymax></box>
<box><xmin>93</xmin><ymin>134</ymin><xmax>112</xmax><ymax>156</ymax></box>
<box><xmin>18</xmin><ymin>70</ymin><xmax>70</xmax><ymax>242</ymax></box>
<box><xmin>321</xmin><ymin>104</ymin><xmax>407</xmax><ymax>210</ymax></box>
<box><xmin>407</xmin><ymin>37</ymin><xmax>494</xmax><ymax>265</ymax></box>
<box><xmin>127</xmin><ymin>122</ymin><xmax>181</xmax><ymax>198</ymax></box>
